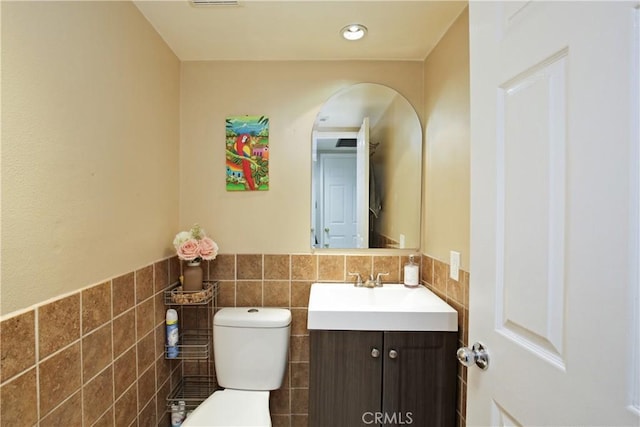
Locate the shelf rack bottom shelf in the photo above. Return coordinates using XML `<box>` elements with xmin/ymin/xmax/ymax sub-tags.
<box><xmin>167</xmin><ymin>376</ymin><xmax>219</xmax><ymax>412</ymax></box>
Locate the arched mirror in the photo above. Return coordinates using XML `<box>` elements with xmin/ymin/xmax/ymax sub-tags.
<box><xmin>311</xmin><ymin>83</ymin><xmax>422</xmax><ymax>250</ymax></box>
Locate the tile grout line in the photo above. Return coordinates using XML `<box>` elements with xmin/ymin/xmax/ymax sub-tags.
<box><xmin>91</xmin><ymin>399</ymin><xmax>114</xmax><ymax>427</ymax></box>
<box><xmin>110</xmin><ymin>278</ymin><xmax>116</xmax><ymax>426</ymax></box>
<box><xmin>79</xmin><ymin>287</ymin><xmax>85</xmax><ymax>426</ymax></box>
<box><xmin>289</xmin><ymin>255</ymin><xmax>292</xmax><ymax>312</ymax></box>
<box><xmin>152</xmin><ymin>263</ymin><xmax>157</xmax><ymax>424</ymax></box>
<box><xmin>34</xmin><ymin>307</ymin><xmax>40</xmax><ymax>426</ymax></box>
<box><xmin>157</xmin><ymin>261</ymin><xmax>166</xmax><ymax>425</ymax></box>
<box><xmin>134</xmin><ymin>269</ymin><xmax>140</xmax><ymax>417</ymax></box>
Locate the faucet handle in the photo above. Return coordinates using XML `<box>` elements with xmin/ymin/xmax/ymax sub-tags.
<box><xmin>348</xmin><ymin>272</ymin><xmax>363</xmax><ymax>286</ymax></box>
<box><xmin>375</xmin><ymin>272</ymin><xmax>389</xmax><ymax>286</ymax></box>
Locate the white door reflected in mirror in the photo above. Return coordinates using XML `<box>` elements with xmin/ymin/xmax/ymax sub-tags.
<box><xmin>319</xmin><ymin>153</ymin><xmax>356</xmax><ymax>249</ymax></box>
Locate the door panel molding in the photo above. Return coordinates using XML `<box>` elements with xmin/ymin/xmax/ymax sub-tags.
<box><xmin>495</xmin><ymin>50</ymin><xmax>568</xmax><ymax>370</ymax></box>
<box><xmin>491</xmin><ymin>400</ymin><xmax>523</xmax><ymax>427</ymax></box>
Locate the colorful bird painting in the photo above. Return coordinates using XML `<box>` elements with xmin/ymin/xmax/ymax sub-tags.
<box><xmin>234</xmin><ymin>133</ymin><xmax>255</xmax><ymax>190</ymax></box>
<box><xmin>225</xmin><ymin>115</ymin><xmax>269</xmax><ymax>191</ymax></box>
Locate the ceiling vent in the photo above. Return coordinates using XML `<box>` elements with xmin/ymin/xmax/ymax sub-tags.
<box><xmin>335</xmin><ymin>138</ymin><xmax>357</xmax><ymax>148</ymax></box>
<box><xmin>190</xmin><ymin>0</ymin><xmax>239</xmax><ymax>6</ymax></box>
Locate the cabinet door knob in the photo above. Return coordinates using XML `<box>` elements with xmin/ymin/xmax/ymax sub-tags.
<box><xmin>371</xmin><ymin>348</ymin><xmax>380</xmax><ymax>358</ymax></box>
<box><xmin>389</xmin><ymin>349</ymin><xmax>398</xmax><ymax>359</ymax></box>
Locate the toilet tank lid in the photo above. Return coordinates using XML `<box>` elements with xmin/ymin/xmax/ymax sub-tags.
<box><xmin>214</xmin><ymin>307</ymin><xmax>292</xmax><ymax>328</ymax></box>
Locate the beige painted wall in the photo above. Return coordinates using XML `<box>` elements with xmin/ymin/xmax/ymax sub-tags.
<box><xmin>1</xmin><ymin>1</ymin><xmax>180</xmax><ymax>314</ymax></box>
<box><xmin>0</xmin><ymin>2</ymin><xmax>467</xmax><ymax>314</ymax></box>
<box><xmin>371</xmin><ymin>94</ymin><xmax>422</xmax><ymax>248</ymax></box>
<box><xmin>179</xmin><ymin>61</ymin><xmax>424</xmax><ymax>254</ymax></box>
<box><xmin>422</xmin><ymin>8</ymin><xmax>470</xmax><ymax>270</ymax></box>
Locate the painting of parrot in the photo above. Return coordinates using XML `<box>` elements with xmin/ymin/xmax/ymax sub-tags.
<box><xmin>234</xmin><ymin>133</ymin><xmax>255</xmax><ymax>190</ymax></box>
<box><xmin>225</xmin><ymin>115</ymin><xmax>269</xmax><ymax>191</ymax></box>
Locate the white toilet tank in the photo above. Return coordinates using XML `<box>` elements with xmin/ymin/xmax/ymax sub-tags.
<box><xmin>213</xmin><ymin>307</ymin><xmax>291</xmax><ymax>391</ymax></box>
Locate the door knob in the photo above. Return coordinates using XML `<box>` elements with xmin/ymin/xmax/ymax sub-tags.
<box><xmin>371</xmin><ymin>348</ymin><xmax>380</xmax><ymax>358</ymax></box>
<box><xmin>388</xmin><ymin>349</ymin><xmax>398</xmax><ymax>359</ymax></box>
<box><xmin>457</xmin><ymin>342</ymin><xmax>489</xmax><ymax>370</ymax></box>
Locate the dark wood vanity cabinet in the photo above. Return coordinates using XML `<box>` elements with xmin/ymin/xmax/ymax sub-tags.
<box><xmin>309</xmin><ymin>330</ymin><xmax>457</xmax><ymax>427</ymax></box>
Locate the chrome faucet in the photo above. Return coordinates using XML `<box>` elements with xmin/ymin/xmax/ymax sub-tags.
<box><xmin>349</xmin><ymin>272</ymin><xmax>376</xmax><ymax>288</ymax></box>
<box><xmin>348</xmin><ymin>272</ymin><xmax>363</xmax><ymax>287</ymax></box>
<box><xmin>375</xmin><ymin>272</ymin><xmax>389</xmax><ymax>286</ymax></box>
<box><xmin>349</xmin><ymin>272</ymin><xmax>389</xmax><ymax>287</ymax></box>
<box><xmin>363</xmin><ymin>275</ymin><xmax>377</xmax><ymax>288</ymax></box>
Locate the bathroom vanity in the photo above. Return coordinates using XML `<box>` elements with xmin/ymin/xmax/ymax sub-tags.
<box><xmin>307</xmin><ymin>283</ymin><xmax>458</xmax><ymax>427</ymax></box>
<box><xmin>310</xmin><ymin>330</ymin><xmax>457</xmax><ymax>426</ymax></box>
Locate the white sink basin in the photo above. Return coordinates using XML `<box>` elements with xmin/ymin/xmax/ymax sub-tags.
<box><xmin>307</xmin><ymin>283</ymin><xmax>458</xmax><ymax>331</ymax></box>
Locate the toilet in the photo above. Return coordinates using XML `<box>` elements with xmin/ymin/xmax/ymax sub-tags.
<box><xmin>182</xmin><ymin>307</ymin><xmax>292</xmax><ymax>427</ymax></box>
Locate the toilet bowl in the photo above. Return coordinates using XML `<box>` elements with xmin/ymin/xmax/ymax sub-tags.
<box><xmin>181</xmin><ymin>390</ymin><xmax>270</xmax><ymax>426</ymax></box>
<box><xmin>182</xmin><ymin>307</ymin><xmax>291</xmax><ymax>427</ymax></box>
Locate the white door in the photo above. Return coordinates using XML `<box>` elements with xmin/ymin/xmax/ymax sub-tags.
<box><xmin>356</xmin><ymin>117</ymin><xmax>370</xmax><ymax>248</ymax></box>
<box><xmin>321</xmin><ymin>153</ymin><xmax>357</xmax><ymax>248</ymax></box>
<box><xmin>468</xmin><ymin>2</ymin><xmax>640</xmax><ymax>426</ymax></box>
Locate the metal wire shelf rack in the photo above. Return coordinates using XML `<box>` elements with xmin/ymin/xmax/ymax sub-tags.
<box><xmin>164</xmin><ymin>281</ymin><xmax>218</xmax><ymax>305</ymax></box>
<box><xmin>166</xmin><ymin>375</ymin><xmax>219</xmax><ymax>412</ymax></box>
<box><xmin>165</xmin><ymin>329</ymin><xmax>211</xmax><ymax>360</ymax></box>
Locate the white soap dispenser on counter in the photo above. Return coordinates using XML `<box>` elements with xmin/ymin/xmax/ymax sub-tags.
<box><xmin>403</xmin><ymin>255</ymin><xmax>419</xmax><ymax>288</ymax></box>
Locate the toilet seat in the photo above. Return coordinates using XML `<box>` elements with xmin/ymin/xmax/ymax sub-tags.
<box><xmin>182</xmin><ymin>389</ymin><xmax>271</xmax><ymax>427</ymax></box>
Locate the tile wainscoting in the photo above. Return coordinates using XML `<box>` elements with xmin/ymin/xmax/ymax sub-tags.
<box><xmin>0</xmin><ymin>256</ymin><xmax>182</xmax><ymax>427</ymax></box>
<box><xmin>0</xmin><ymin>253</ymin><xmax>468</xmax><ymax>427</ymax></box>
<box><xmin>205</xmin><ymin>253</ymin><xmax>469</xmax><ymax>427</ymax></box>
<box><xmin>420</xmin><ymin>255</ymin><xmax>470</xmax><ymax>427</ymax></box>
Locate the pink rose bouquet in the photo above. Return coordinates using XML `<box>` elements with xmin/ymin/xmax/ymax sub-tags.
<box><xmin>173</xmin><ymin>224</ymin><xmax>219</xmax><ymax>263</ymax></box>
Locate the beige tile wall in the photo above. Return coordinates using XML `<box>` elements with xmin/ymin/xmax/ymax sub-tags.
<box><xmin>206</xmin><ymin>252</ymin><xmax>469</xmax><ymax>427</ymax></box>
<box><xmin>207</xmin><ymin>253</ymin><xmax>412</xmax><ymax>427</ymax></box>
<box><xmin>420</xmin><ymin>255</ymin><xmax>470</xmax><ymax>427</ymax></box>
<box><xmin>0</xmin><ymin>256</ymin><xmax>181</xmax><ymax>427</ymax></box>
<box><xmin>0</xmin><ymin>252</ymin><xmax>469</xmax><ymax>427</ymax></box>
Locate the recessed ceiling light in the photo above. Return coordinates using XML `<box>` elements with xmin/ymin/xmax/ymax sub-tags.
<box><xmin>341</xmin><ymin>24</ymin><xmax>367</xmax><ymax>41</ymax></box>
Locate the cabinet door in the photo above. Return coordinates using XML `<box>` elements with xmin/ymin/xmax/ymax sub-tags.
<box><xmin>309</xmin><ymin>330</ymin><xmax>382</xmax><ymax>427</ymax></box>
<box><xmin>382</xmin><ymin>332</ymin><xmax>457</xmax><ymax>427</ymax></box>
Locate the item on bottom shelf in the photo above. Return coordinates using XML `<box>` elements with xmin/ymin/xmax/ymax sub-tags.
<box><xmin>166</xmin><ymin>309</ymin><xmax>179</xmax><ymax>358</ymax></box>
<box><xmin>171</xmin><ymin>403</ymin><xmax>182</xmax><ymax>427</ymax></box>
<box><xmin>179</xmin><ymin>400</ymin><xmax>186</xmax><ymax>421</ymax></box>
<box><xmin>170</xmin><ymin>400</ymin><xmax>187</xmax><ymax>426</ymax></box>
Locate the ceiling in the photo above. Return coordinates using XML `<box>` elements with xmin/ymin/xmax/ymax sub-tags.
<box><xmin>133</xmin><ymin>0</ymin><xmax>467</xmax><ymax>61</ymax></box>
